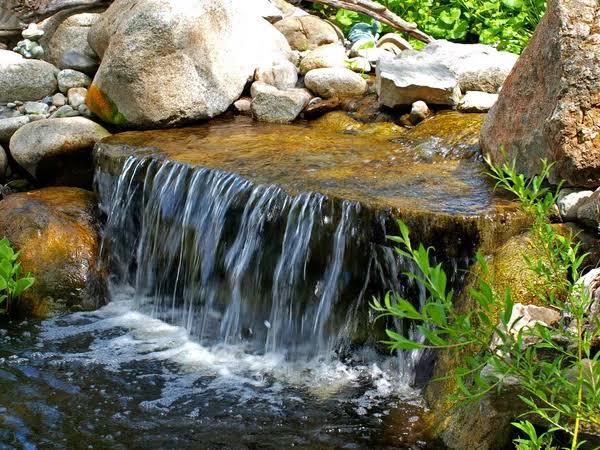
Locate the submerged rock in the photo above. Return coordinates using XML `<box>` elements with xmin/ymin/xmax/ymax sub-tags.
<box><xmin>10</xmin><ymin>117</ymin><xmax>110</xmax><ymax>187</ymax></box>
<box><xmin>0</xmin><ymin>50</ymin><xmax>58</xmax><ymax>102</ymax></box>
<box><xmin>481</xmin><ymin>0</ymin><xmax>600</xmax><ymax>188</ymax></box>
<box><xmin>274</xmin><ymin>15</ymin><xmax>342</xmax><ymax>51</ymax></box>
<box><xmin>86</xmin><ymin>0</ymin><xmax>293</xmax><ymax>128</ymax></box>
<box><xmin>0</xmin><ymin>187</ymin><xmax>105</xmax><ymax>317</ymax></box>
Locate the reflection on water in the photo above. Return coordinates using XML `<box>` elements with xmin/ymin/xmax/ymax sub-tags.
<box><xmin>0</xmin><ymin>297</ymin><xmax>434</xmax><ymax>449</ymax></box>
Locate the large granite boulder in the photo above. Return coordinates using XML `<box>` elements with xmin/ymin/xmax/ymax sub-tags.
<box><xmin>86</xmin><ymin>0</ymin><xmax>293</xmax><ymax>128</ymax></box>
<box><xmin>481</xmin><ymin>0</ymin><xmax>600</xmax><ymax>188</ymax></box>
<box><xmin>0</xmin><ymin>50</ymin><xmax>58</xmax><ymax>102</ymax></box>
<box><xmin>0</xmin><ymin>187</ymin><xmax>106</xmax><ymax>317</ymax></box>
<box><xmin>10</xmin><ymin>117</ymin><xmax>110</xmax><ymax>187</ymax></box>
<box><xmin>274</xmin><ymin>15</ymin><xmax>342</xmax><ymax>51</ymax></box>
<box><xmin>41</xmin><ymin>13</ymin><xmax>102</xmax><ymax>74</ymax></box>
<box><xmin>376</xmin><ymin>40</ymin><xmax>517</xmax><ymax>107</ymax></box>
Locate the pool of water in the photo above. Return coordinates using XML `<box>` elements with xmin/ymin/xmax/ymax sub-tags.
<box><xmin>0</xmin><ymin>294</ymin><xmax>435</xmax><ymax>450</ymax></box>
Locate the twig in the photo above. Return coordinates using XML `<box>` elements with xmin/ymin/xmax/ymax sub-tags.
<box><xmin>307</xmin><ymin>0</ymin><xmax>433</xmax><ymax>43</ymax></box>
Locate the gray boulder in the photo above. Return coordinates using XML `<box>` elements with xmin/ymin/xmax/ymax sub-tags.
<box><xmin>87</xmin><ymin>0</ymin><xmax>293</xmax><ymax>128</ymax></box>
<box><xmin>377</xmin><ymin>56</ymin><xmax>461</xmax><ymax>107</ymax></box>
<box><xmin>421</xmin><ymin>40</ymin><xmax>517</xmax><ymax>93</ymax></box>
<box><xmin>0</xmin><ymin>50</ymin><xmax>58</xmax><ymax>102</ymax></box>
<box><xmin>0</xmin><ymin>116</ymin><xmax>30</xmax><ymax>144</ymax></box>
<box><xmin>304</xmin><ymin>68</ymin><xmax>367</xmax><ymax>99</ymax></box>
<box><xmin>250</xmin><ymin>81</ymin><xmax>311</xmax><ymax>123</ymax></box>
<box><xmin>10</xmin><ymin>117</ymin><xmax>110</xmax><ymax>186</ymax></box>
<box><xmin>376</xmin><ymin>40</ymin><xmax>517</xmax><ymax>107</ymax></box>
<box><xmin>41</xmin><ymin>13</ymin><xmax>101</xmax><ymax>74</ymax></box>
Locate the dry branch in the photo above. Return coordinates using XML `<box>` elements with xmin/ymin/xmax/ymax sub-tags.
<box><xmin>308</xmin><ymin>0</ymin><xmax>433</xmax><ymax>43</ymax></box>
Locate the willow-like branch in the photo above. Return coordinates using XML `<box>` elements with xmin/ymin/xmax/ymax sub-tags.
<box><xmin>308</xmin><ymin>0</ymin><xmax>433</xmax><ymax>43</ymax></box>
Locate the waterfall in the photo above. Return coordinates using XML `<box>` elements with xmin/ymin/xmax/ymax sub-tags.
<box><xmin>96</xmin><ymin>155</ymin><xmax>471</xmax><ymax>378</ymax></box>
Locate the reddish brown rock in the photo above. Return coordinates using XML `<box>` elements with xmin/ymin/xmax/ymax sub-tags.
<box><xmin>481</xmin><ymin>0</ymin><xmax>600</xmax><ymax>188</ymax></box>
<box><xmin>0</xmin><ymin>187</ymin><xmax>106</xmax><ymax>317</ymax></box>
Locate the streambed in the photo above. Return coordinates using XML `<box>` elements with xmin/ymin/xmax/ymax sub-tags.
<box><xmin>0</xmin><ymin>296</ymin><xmax>431</xmax><ymax>449</ymax></box>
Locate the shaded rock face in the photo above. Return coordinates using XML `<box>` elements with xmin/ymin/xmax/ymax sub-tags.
<box><xmin>86</xmin><ymin>0</ymin><xmax>292</xmax><ymax>128</ymax></box>
<box><xmin>0</xmin><ymin>50</ymin><xmax>58</xmax><ymax>102</ymax></box>
<box><xmin>41</xmin><ymin>13</ymin><xmax>101</xmax><ymax>74</ymax></box>
<box><xmin>0</xmin><ymin>187</ymin><xmax>106</xmax><ymax>317</ymax></box>
<box><xmin>481</xmin><ymin>0</ymin><xmax>600</xmax><ymax>188</ymax></box>
<box><xmin>9</xmin><ymin>117</ymin><xmax>111</xmax><ymax>188</ymax></box>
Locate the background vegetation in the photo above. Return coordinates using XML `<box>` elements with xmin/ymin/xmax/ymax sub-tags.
<box><xmin>311</xmin><ymin>0</ymin><xmax>546</xmax><ymax>53</ymax></box>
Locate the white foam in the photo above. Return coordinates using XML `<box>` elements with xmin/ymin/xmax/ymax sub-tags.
<box><xmin>33</xmin><ymin>296</ymin><xmax>420</xmax><ymax>415</ymax></box>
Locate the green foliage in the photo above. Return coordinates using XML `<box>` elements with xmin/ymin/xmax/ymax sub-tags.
<box><xmin>0</xmin><ymin>238</ymin><xmax>35</xmax><ymax>314</ymax></box>
<box><xmin>314</xmin><ymin>0</ymin><xmax>545</xmax><ymax>53</ymax></box>
<box><xmin>372</xmin><ymin>159</ymin><xmax>600</xmax><ymax>449</ymax></box>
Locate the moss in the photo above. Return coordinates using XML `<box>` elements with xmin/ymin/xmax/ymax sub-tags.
<box><xmin>86</xmin><ymin>84</ymin><xmax>127</xmax><ymax>126</ymax></box>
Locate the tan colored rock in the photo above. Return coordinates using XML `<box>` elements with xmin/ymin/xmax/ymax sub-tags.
<box><xmin>274</xmin><ymin>15</ymin><xmax>342</xmax><ymax>51</ymax></box>
<box><xmin>299</xmin><ymin>43</ymin><xmax>347</xmax><ymax>75</ymax></box>
<box><xmin>481</xmin><ymin>0</ymin><xmax>600</xmax><ymax>188</ymax></box>
<box><xmin>0</xmin><ymin>187</ymin><xmax>105</xmax><ymax>317</ymax></box>
<box><xmin>304</xmin><ymin>67</ymin><xmax>367</xmax><ymax>99</ymax></box>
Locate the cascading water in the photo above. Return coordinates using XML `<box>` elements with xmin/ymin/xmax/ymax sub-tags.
<box><xmin>94</xmin><ymin>152</ymin><xmax>477</xmax><ymax>394</ymax></box>
<box><xmin>3</xmin><ymin>114</ymin><xmax>528</xmax><ymax>449</ymax></box>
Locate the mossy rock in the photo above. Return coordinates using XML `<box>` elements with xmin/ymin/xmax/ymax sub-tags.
<box><xmin>425</xmin><ymin>230</ymin><xmax>546</xmax><ymax>450</ymax></box>
<box><xmin>0</xmin><ymin>187</ymin><xmax>107</xmax><ymax>317</ymax></box>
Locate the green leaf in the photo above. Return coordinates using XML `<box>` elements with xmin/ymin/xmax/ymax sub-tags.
<box><xmin>13</xmin><ymin>277</ymin><xmax>34</xmax><ymax>296</ymax></box>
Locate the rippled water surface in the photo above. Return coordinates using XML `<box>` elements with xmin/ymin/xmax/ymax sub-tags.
<box><xmin>0</xmin><ymin>296</ymin><xmax>434</xmax><ymax>450</ymax></box>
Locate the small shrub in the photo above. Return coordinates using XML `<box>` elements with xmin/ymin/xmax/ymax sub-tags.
<box><xmin>0</xmin><ymin>238</ymin><xmax>35</xmax><ymax>314</ymax></box>
<box><xmin>372</xmin><ymin>159</ymin><xmax>599</xmax><ymax>449</ymax></box>
<box><xmin>312</xmin><ymin>0</ymin><xmax>546</xmax><ymax>53</ymax></box>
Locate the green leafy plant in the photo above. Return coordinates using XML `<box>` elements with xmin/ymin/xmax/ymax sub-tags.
<box><xmin>0</xmin><ymin>238</ymin><xmax>35</xmax><ymax>314</ymax></box>
<box><xmin>372</xmin><ymin>159</ymin><xmax>599</xmax><ymax>449</ymax></box>
<box><xmin>312</xmin><ymin>0</ymin><xmax>545</xmax><ymax>53</ymax></box>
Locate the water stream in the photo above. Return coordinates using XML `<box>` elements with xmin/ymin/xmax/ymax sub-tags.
<box><xmin>1</xmin><ymin>115</ymin><xmax>521</xmax><ymax>449</ymax></box>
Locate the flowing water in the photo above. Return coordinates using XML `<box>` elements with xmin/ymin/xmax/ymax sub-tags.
<box><xmin>1</xmin><ymin>114</ymin><xmax>525</xmax><ymax>449</ymax></box>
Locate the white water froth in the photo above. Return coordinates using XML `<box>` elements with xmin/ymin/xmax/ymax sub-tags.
<box><xmin>36</xmin><ymin>292</ymin><xmax>421</xmax><ymax>416</ymax></box>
